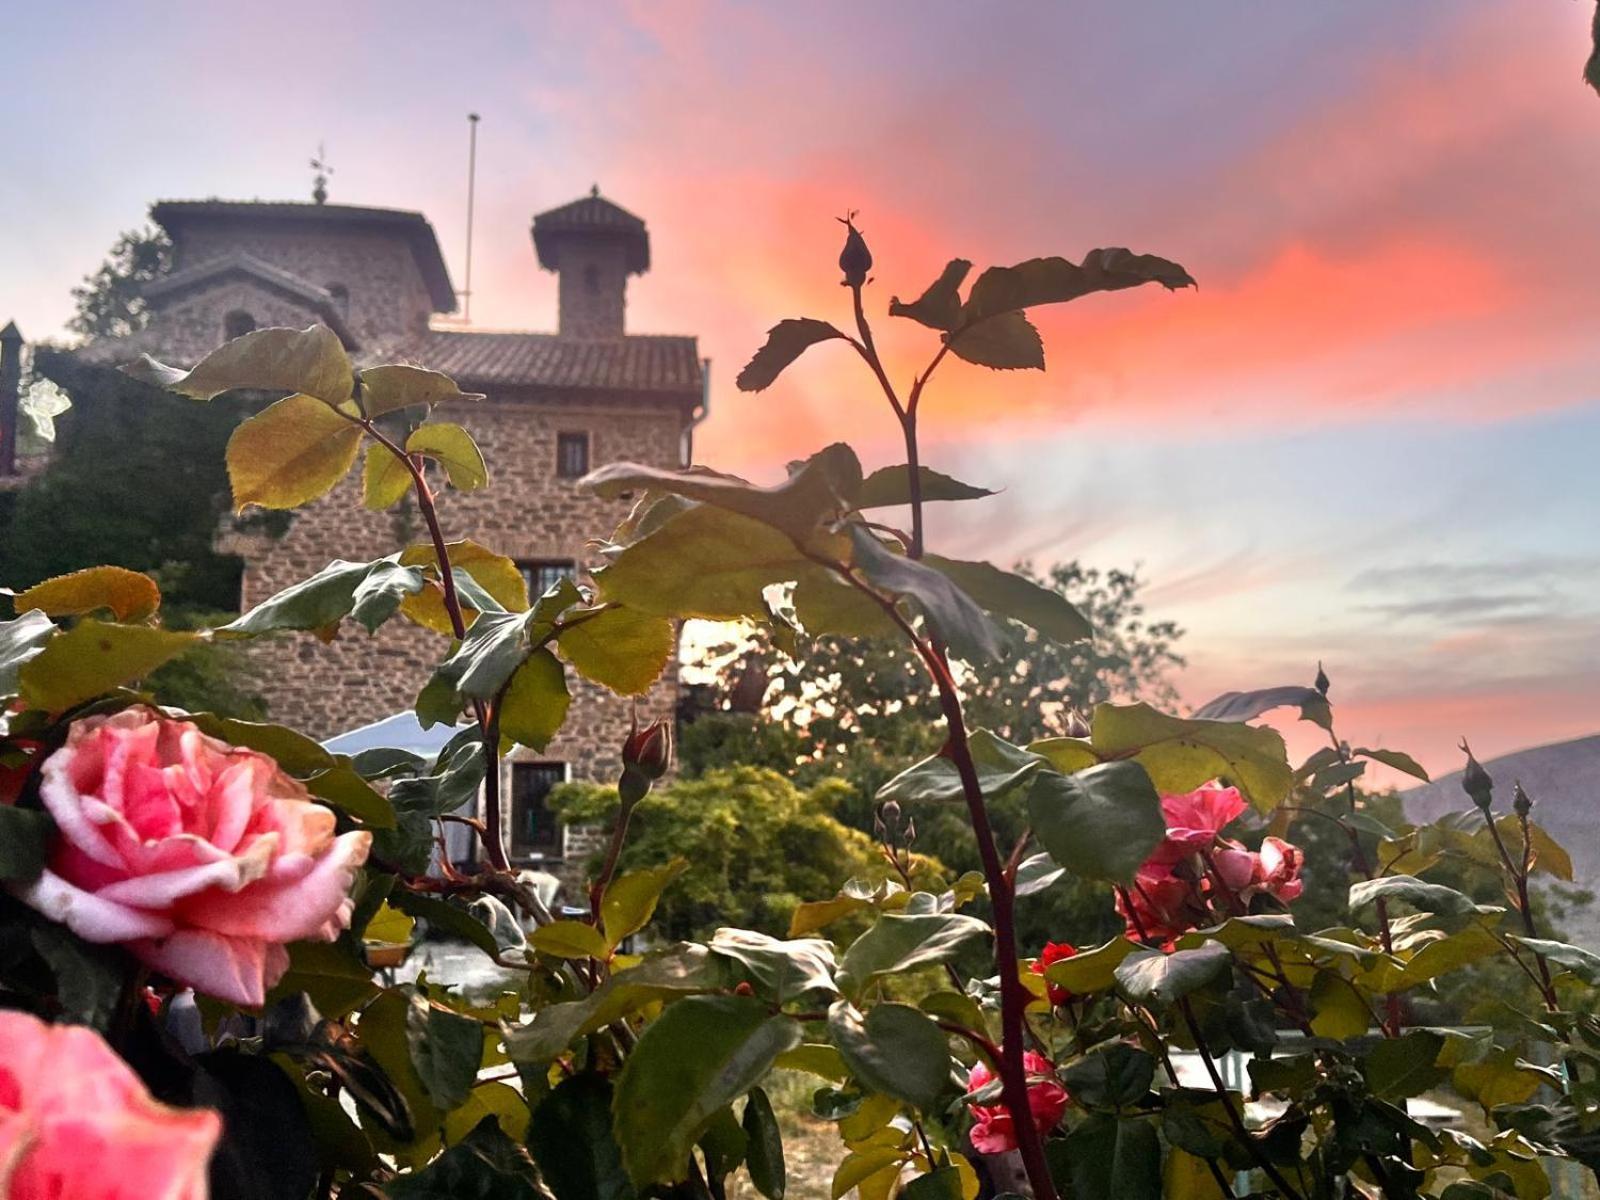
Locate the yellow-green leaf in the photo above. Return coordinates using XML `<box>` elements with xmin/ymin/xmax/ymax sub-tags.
<box><xmin>408</xmin><ymin>422</ymin><xmax>487</xmax><ymax>492</ymax></box>
<box><xmin>358</xmin><ymin>364</ymin><xmax>484</xmax><ymax>418</ymax></box>
<box><xmin>227</xmin><ymin>392</ymin><xmax>362</xmax><ymax>512</ymax></box>
<box><xmin>14</xmin><ymin>566</ymin><xmax>161</xmax><ymax>623</ymax></box>
<box><xmin>529</xmin><ymin>920</ymin><xmax>610</xmax><ymax>960</ymax></box>
<box><xmin>603</xmin><ymin>859</ymin><xmax>688</xmax><ymax>949</ymax></box>
<box><xmin>832</xmin><ymin>1148</ymin><xmax>906</xmax><ymax>1200</ymax></box>
<box><xmin>365</xmin><ymin>903</ymin><xmax>417</xmax><ymax>947</ymax></box>
<box><xmin>557</xmin><ymin>605</ymin><xmax>675</xmax><ymax>696</ymax></box>
<box><xmin>124</xmin><ymin>324</ymin><xmax>354</xmax><ymax>405</ymax></box>
<box><xmin>363</xmin><ymin>443</ymin><xmax>414</xmax><ymax>510</ymax></box>
<box><xmin>499</xmin><ymin>649</ymin><xmax>569</xmax><ymax>751</ymax></box>
<box><xmin>19</xmin><ymin>620</ymin><xmax>196</xmax><ymax>711</ymax></box>
<box><xmin>399</xmin><ymin>541</ymin><xmax>529</xmax><ymax>635</ymax></box>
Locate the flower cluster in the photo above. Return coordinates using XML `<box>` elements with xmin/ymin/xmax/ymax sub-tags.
<box><xmin>965</xmin><ymin>1051</ymin><xmax>1069</xmax><ymax>1154</ymax></box>
<box><xmin>8</xmin><ymin>708</ymin><xmax>371</xmax><ymax>1006</ymax></box>
<box><xmin>1115</xmin><ymin>782</ymin><xmax>1304</xmax><ymax>945</ymax></box>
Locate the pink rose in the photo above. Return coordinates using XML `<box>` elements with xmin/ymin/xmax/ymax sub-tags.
<box><xmin>1117</xmin><ymin>864</ymin><xmax>1204</xmax><ymax>945</ymax></box>
<box><xmin>966</xmin><ymin>1051</ymin><xmax>1069</xmax><ymax>1154</ymax></box>
<box><xmin>1032</xmin><ymin>941</ymin><xmax>1078</xmax><ymax>1007</ymax></box>
<box><xmin>1250</xmin><ymin>836</ymin><xmax>1305</xmax><ymax>904</ymax></box>
<box><xmin>0</xmin><ymin>1009</ymin><xmax>220</xmax><ymax>1198</ymax></box>
<box><xmin>13</xmin><ymin>708</ymin><xmax>372</xmax><ymax>1006</ymax></box>
<box><xmin>1158</xmin><ymin>783</ymin><xmax>1246</xmax><ymax>854</ymax></box>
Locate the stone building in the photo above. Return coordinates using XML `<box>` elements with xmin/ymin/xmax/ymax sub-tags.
<box><xmin>73</xmin><ymin>189</ymin><xmax>705</xmax><ymax>882</ymax></box>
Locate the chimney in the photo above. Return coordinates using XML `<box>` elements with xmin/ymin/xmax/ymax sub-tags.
<box><xmin>531</xmin><ymin>188</ymin><xmax>650</xmax><ymax>339</ymax></box>
<box><xmin>0</xmin><ymin>322</ymin><xmax>21</xmax><ymax>476</ymax></box>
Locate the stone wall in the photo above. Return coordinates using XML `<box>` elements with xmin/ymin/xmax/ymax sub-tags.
<box><xmin>551</xmin><ymin>240</ymin><xmax>629</xmax><ymax>338</ymax></box>
<box><xmin>171</xmin><ymin>223</ymin><xmax>435</xmax><ymax>344</ymax></box>
<box><xmin>145</xmin><ymin>281</ymin><xmax>328</xmax><ymax>364</ymax></box>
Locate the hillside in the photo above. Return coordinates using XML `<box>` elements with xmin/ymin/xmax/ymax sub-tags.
<box><xmin>1405</xmin><ymin>734</ymin><xmax>1600</xmax><ymax>947</ymax></box>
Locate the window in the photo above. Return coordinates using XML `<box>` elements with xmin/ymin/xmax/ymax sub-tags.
<box><xmin>224</xmin><ymin>310</ymin><xmax>257</xmax><ymax>339</ymax></box>
<box><xmin>510</xmin><ymin>762</ymin><xmax>567</xmax><ymax>859</ymax></box>
<box><xmin>519</xmin><ymin>559</ymin><xmax>577</xmax><ymax>600</ymax></box>
<box><xmin>557</xmin><ymin>431</ymin><xmax>590</xmax><ymax>479</ymax></box>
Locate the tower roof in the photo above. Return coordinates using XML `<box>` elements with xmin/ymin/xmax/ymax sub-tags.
<box><xmin>149</xmin><ymin>200</ymin><xmax>456</xmax><ymax>312</ymax></box>
<box><xmin>531</xmin><ymin>188</ymin><xmax>650</xmax><ymax>274</ymax></box>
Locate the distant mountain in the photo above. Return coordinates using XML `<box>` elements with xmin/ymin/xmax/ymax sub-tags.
<box><xmin>1405</xmin><ymin>734</ymin><xmax>1600</xmax><ymax>948</ymax></box>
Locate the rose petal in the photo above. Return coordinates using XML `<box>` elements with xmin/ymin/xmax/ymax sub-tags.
<box><xmin>133</xmin><ymin>929</ymin><xmax>289</xmax><ymax>1008</ymax></box>
<box><xmin>16</xmin><ymin>869</ymin><xmax>174</xmax><ymax>943</ymax></box>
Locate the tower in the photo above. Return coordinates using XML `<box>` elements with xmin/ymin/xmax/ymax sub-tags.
<box><xmin>531</xmin><ymin>186</ymin><xmax>650</xmax><ymax>339</ymax></box>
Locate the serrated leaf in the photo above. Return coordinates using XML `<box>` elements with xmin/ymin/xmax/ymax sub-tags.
<box><xmin>709</xmin><ymin>929</ymin><xmax>838</xmax><ymax>1001</ymax></box>
<box><xmin>831</xmin><ymin>1148</ymin><xmax>906</xmax><ymax>1200</ymax></box>
<box><xmin>399</xmin><ymin>540</ymin><xmax>529</xmax><ymax>634</ymax></box>
<box><xmin>14</xmin><ymin>566</ymin><xmax>161</xmax><ymax>623</ymax></box>
<box><xmin>877</xmin><ymin>729</ymin><xmax>1044</xmax><ymax>807</ymax></box>
<box><xmin>945</xmin><ymin>311</ymin><xmax>1043</xmax><ymax>370</ymax></box>
<box><xmin>124</xmin><ymin>323</ymin><xmax>353</xmax><ymax>404</ymax></box>
<box><xmin>363</xmin><ymin>442</ymin><xmax>413</xmax><ymax>509</ymax></box>
<box><xmin>602</xmin><ymin>860</ymin><xmax>688</xmax><ymax>949</ymax></box>
<box><xmin>736</xmin><ymin>319</ymin><xmax>846</xmax><ymax>392</ymax></box>
<box><xmin>888</xmin><ymin>260</ymin><xmax>972</xmax><ymax>331</ymax></box>
<box><xmin>409</xmin><ymin>422</ymin><xmax>487</xmax><ymax>491</ymax></box>
<box><xmin>847</xmin><ymin>527</ymin><xmax>1003</xmax><ymax>664</ymax></box>
<box><xmin>227</xmin><ymin>392</ymin><xmax>362</xmax><ymax>511</ymax></box>
<box><xmin>407</xmin><ymin>994</ymin><xmax>485</xmax><ymax>1112</ymax></box>
<box><xmin>856</xmin><ymin>465</ymin><xmax>995</xmax><ymax>509</ymax></box>
<box><xmin>557</xmin><ymin>605</ymin><xmax>675</xmax><ymax>696</ymax></box>
<box><xmin>1114</xmin><ymin>942</ymin><xmax>1231</xmax><ymax>1005</ymax></box>
<box><xmin>415</xmin><ymin>611</ymin><xmax>541</xmax><ymax>728</ymax></box>
<box><xmin>223</xmin><ymin>557</ymin><xmax>425</xmax><ymax>638</ymax></box>
<box><xmin>1364</xmin><ymin>1030</ymin><xmax>1447</xmax><ymax>1098</ymax></box>
<box><xmin>499</xmin><ymin>648</ymin><xmax>570</xmax><ymax>751</ymax></box>
<box><xmin>358</xmin><ymin>363</ymin><xmax>483</xmax><ymax>418</ymax></box>
<box><xmin>827</xmin><ymin>1000</ymin><xmax>951</xmax><ymax>1112</ymax></box>
<box><xmin>836</xmin><ymin>912</ymin><xmax>990</xmax><ymax>998</ymax></box>
<box><xmin>1086</xmin><ymin>702</ymin><xmax>1294</xmax><ymax>812</ymax></box>
<box><xmin>925</xmin><ymin>556</ymin><xmax>1091</xmax><ymax>644</ymax></box>
<box><xmin>1027</xmin><ymin>760</ymin><xmax>1165</xmax><ymax>883</ymax></box>
<box><xmin>1348</xmin><ymin>875</ymin><xmax>1479</xmax><ymax>918</ymax></box>
<box><xmin>1308</xmin><ymin>970</ymin><xmax>1370</xmax><ymax>1038</ymax></box>
<box><xmin>19</xmin><ymin>619</ymin><xmax>196</xmax><ymax>711</ymax></box>
<box><xmin>612</xmin><ymin>996</ymin><xmax>802</xmax><ymax>1187</ymax></box>
<box><xmin>530</xmin><ymin>920</ymin><xmax>611</xmax><ymax>960</ymax></box>
<box><xmin>1059</xmin><ymin>1043</ymin><xmax>1155</xmax><ymax>1110</ymax></box>
<box><xmin>1512</xmin><ymin>937</ymin><xmax>1600</xmax><ymax>985</ymax></box>
<box><xmin>961</xmin><ymin>249</ymin><xmax>1195</xmax><ymax>324</ymax></box>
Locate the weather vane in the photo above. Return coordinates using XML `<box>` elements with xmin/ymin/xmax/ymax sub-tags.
<box><xmin>310</xmin><ymin>142</ymin><xmax>333</xmax><ymax>205</ymax></box>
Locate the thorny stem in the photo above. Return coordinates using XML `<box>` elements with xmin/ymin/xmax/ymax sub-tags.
<box><xmin>1477</xmin><ymin>794</ymin><xmax>1559</xmax><ymax>1010</ymax></box>
<box><xmin>364</xmin><ymin>414</ymin><xmax>512</xmax><ymax>875</ymax></box>
<box><xmin>845</xmin><ymin>300</ymin><xmax>1060</xmax><ymax>1200</ymax></box>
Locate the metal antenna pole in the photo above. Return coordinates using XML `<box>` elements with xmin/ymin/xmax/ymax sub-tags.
<box><xmin>463</xmin><ymin>113</ymin><xmax>480</xmax><ymax>322</ymax></box>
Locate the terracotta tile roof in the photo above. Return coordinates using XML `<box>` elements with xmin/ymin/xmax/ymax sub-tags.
<box><xmin>532</xmin><ymin>190</ymin><xmax>650</xmax><ymax>274</ymax></box>
<box><xmin>402</xmin><ymin>329</ymin><xmax>702</xmax><ymax>395</ymax></box>
<box><xmin>150</xmin><ymin>200</ymin><xmax>456</xmax><ymax>312</ymax></box>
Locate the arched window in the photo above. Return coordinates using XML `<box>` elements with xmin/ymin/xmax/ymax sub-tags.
<box><xmin>326</xmin><ymin>283</ymin><xmax>349</xmax><ymax>316</ymax></box>
<box><xmin>224</xmin><ymin>310</ymin><xmax>257</xmax><ymax>339</ymax></box>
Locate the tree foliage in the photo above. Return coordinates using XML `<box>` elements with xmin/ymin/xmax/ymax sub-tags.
<box><xmin>68</xmin><ymin>226</ymin><xmax>172</xmax><ymax>340</ymax></box>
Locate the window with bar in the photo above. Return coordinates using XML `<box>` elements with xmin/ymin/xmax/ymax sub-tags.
<box><xmin>557</xmin><ymin>431</ymin><xmax>590</xmax><ymax>479</ymax></box>
<box><xmin>510</xmin><ymin>762</ymin><xmax>567</xmax><ymax>859</ymax></box>
<box><xmin>518</xmin><ymin>559</ymin><xmax>577</xmax><ymax>601</ymax></box>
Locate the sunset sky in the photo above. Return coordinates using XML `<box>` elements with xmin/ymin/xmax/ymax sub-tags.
<box><xmin>5</xmin><ymin>1</ymin><xmax>1599</xmax><ymax>775</ymax></box>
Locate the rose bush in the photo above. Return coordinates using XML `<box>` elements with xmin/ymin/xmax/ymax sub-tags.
<box><xmin>965</xmin><ymin>1052</ymin><xmax>1069</xmax><ymax>1155</ymax></box>
<box><xmin>0</xmin><ymin>1009</ymin><xmax>219</xmax><ymax>1199</ymax></box>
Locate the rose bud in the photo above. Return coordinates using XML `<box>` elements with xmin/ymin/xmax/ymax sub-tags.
<box><xmin>1459</xmin><ymin>739</ymin><xmax>1494</xmax><ymax>812</ymax></box>
<box><xmin>1513</xmin><ymin>782</ymin><xmax>1533</xmax><ymax>819</ymax></box>
<box><xmin>838</xmin><ymin>214</ymin><xmax>872</xmax><ymax>288</ymax></box>
<box><xmin>622</xmin><ymin>717</ymin><xmax>673</xmax><ymax>782</ymax></box>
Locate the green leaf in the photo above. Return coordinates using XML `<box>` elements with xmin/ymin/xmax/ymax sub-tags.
<box><xmin>528</xmin><ymin>1074</ymin><xmax>637</xmax><ymax>1200</ymax></box>
<box><xmin>505</xmin><ymin>945</ymin><xmax>723</xmax><ymax>1066</ymax></box>
<box><xmin>1512</xmin><ymin>936</ymin><xmax>1600</xmax><ymax>985</ymax></box>
<box><xmin>877</xmin><ymin>728</ymin><xmax>1044</xmax><ymax>807</ymax></box>
<box><xmin>736</xmin><ymin>319</ymin><xmax>846</xmax><ymax>392</ymax></box>
<box><xmin>409</xmin><ymin>422</ymin><xmax>487</xmax><ymax>492</ymax></box>
<box><xmin>710</xmin><ymin>929</ymin><xmax>838</xmax><ymax>1001</ymax></box>
<box><xmin>602</xmin><ymin>859</ymin><xmax>689</xmax><ymax>949</ymax></box>
<box><xmin>389</xmin><ymin>892</ymin><xmax>501</xmax><ymax>958</ymax></box>
<box><xmin>612</xmin><ymin>995</ymin><xmax>802</xmax><ymax>1186</ymax></box>
<box><xmin>305</xmin><ymin>764</ymin><xmax>398</xmax><ymax>829</ymax></box>
<box><xmin>1014</xmin><ymin>852</ymin><xmax>1066</xmax><ymax>898</ymax></box>
<box><xmin>181</xmin><ymin>712</ymin><xmax>336</xmax><ymax>774</ymax></box>
<box><xmin>925</xmin><ymin>557</ymin><xmax>1090</xmax><ymax>644</ymax></box>
<box><xmin>1044</xmin><ymin>937</ymin><xmax>1141</xmax><ymax>995</ymax></box>
<box><xmin>698</xmin><ymin>1106</ymin><xmax>748</xmax><ymax>1183</ymax></box>
<box><xmin>529</xmin><ymin>920</ymin><xmax>611</xmax><ymax>960</ymax></box>
<box><xmin>856</xmin><ymin>465</ymin><xmax>995</xmax><ymax>510</ymax></box>
<box><xmin>1058</xmin><ymin>1113</ymin><xmax>1161</xmax><ymax>1200</ymax></box>
<box><xmin>742</xmin><ymin>1088</ymin><xmax>786</xmax><ymax>1200</ymax></box>
<box><xmin>1352</xmin><ymin>746</ymin><xmax>1430</xmax><ymax>782</ymax></box>
<box><xmin>0</xmin><ymin>610</ymin><xmax>56</xmax><ymax>696</ymax></box>
<box><xmin>827</xmin><ymin>1000</ymin><xmax>951</xmax><ymax>1112</ymax></box>
<box><xmin>1114</xmin><ymin>943</ymin><xmax>1231</xmax><ymax>1006</ymax></box>
<box><xmin>0</xmin><ymin>806</ymin><xmax>54</xmax><ymax>883</ymax></box>
<box><xmin>1192</xmin><ymin>686</ymin><xmax>1327</xmax><ymax>725</ymax></box>
<box><xmin>1348</xmin><ymin>875</ymin><xmax>1480</xmax><ymax>918</ymax></box>
<box><xmin>557</xmin><ymin>605</ymin><xmax>675</xmax><ymax>696</ymax></box>
<box><xmin>226</xmin><ymin>392</ymin><xmax>363</xmax><ymax>512</ymax></box>
<box><xmin>1308</xmin><ymin>970</ymin><xmax>1369</xmax><ymax>1038</ymax></box>
<box><xmin>1452</xmin><ymin>1047</ymin><xmax>1554</xmax><ymax>1111</ymax></box>
<box><xmin>362</xmin><ymin>442</ymin><xmax>413</xmax><ymax>510</ymax></box>
<box><xmin>596</xmin><ymin>503</ymin><xmax>811</xmax><ymax>621</ymax></box>
<box><xmin>499</xmin><ymin>648</ymin><xmax>570</xmax><ymax>751</ymax></box>
<box><xmin>888</xmin><ymin>260</ymin><xmax>972</xmax><ymax>331</ymax></box>
<box><xmin>961</xmin><ymin>249</ymin><xmax>1195</xmax><ymax>325</ymax></box>
<box><xmin>945</xmin><ymin>311</ymin><xmax>1044</xmax><ymax>370</ymax></box>
<box><xmin>407</xmin><ymin>994</ymin><xmax>485</xmax><ymax>1112</ymax></box>
<box><xmin>831</xmin><ymin>1147</ymin><xmax>906</xmax><ymax>1200</ymax></box>
<box><xmin>836</xmin><ymin>912</ymin><xmax>990</xmax><ymax>998</ymax></box>
<box><xmin>399</xmin><ymin>540</ymin><xmax>529</xmax><ymax>635</ymax></box>
<box><xmin>124</xmin><ymin>324</ymin><xmax>353</xmax><ymax>404</ymax></box>
<box><xmin>584</xmin><ymin>444</ymin><xmax>862</xmax><ymax>542</ymax></box>
<box><xmin>31</xmin><ymin>924</ymin><xmax>127</xmax><ymax>1030</ymax></box>
<box><xmin>1060</xmin><ymin>1043</ymin><xmax>1155</xmax><ymax>1110</ymax></box>
<box><xmin>1085</xmin><ymin>702</ymin><xmax>1294</xmax><ymax>812</ymax></box>
<box><xmin>18</xmin><ymin>620</ymin><xmax>196</xmax><ymax>711</ymax></box>
<box><xmin>416</xmin><ymin>611</ymin><xmax>541</xmax><ymax>728</ymax></box>
<box><xmin>902</xmin><ymin>1169</ymin><xmax>963</xmax><ymax>1200</ymax></box>
<box><xmin>1364</xmin><ymin>1030</ymin><xmax>1447</xmax><ymax>1099</ymax></box>
<box><xmin>1027</xmin><ymin>760</ymin><xmax>1165</xmax><ymax>883</ymax></box>
<box><xmin>14</xmin><ymin>566</ymin><xmax>161</xmax><ymax>622</ymax></box>
<box><xmin>387</xmin><ymin>1116</ymin><xmax>544</xmax><ymax>1200</ymax></box>
<box><xmin>359</xmin><ymin>363</ymin><xmax>484</xmax><ymax>419</ymax></box>
<box><xmin>223</xmin><ymin>557</ymin><xmax>425</xmax><ymax>638</ymax></box>
<box><xmin>792</xmin><ymin>568</ymin><xmax>902</xmax><ymax>640</ymax></box>
<box><xmin>268</xmin><ymin>939</ymin><xmax>380</xmax><ymax>1019</ymax></box>
<box><xmin>847</xmin><ymin>526</ymin><xmax>1003</xmax><ymax>664</ymax></box>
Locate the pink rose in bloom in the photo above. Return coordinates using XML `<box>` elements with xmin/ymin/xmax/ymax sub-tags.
<box><xmin>12</xmin><ymin>709</ymin><xmax>372</xmax><ymax>1007</ymax></box>
<box><xmin>1116</xmin><ymin>864</ymin><xmax>1204</xmax><ymax>945</ymax></box>
<box><xmin>0</xmin><ymin>1009</ymin><xmax>220</xmax><ymax>1199</ymax></box>
<box><xmin>1248</xmin><ymin>836</ymin><xmax>1305</xmax><ymax>904</ymax></box>
<box><xmin>1157</xmin><ymin>783</ymin><xmax>1247</xmax><ymax>856</ymax></box>
<box><xmin>1032</xmin><ymin>941</ymin><xmax>1078</xmax><ymax>1007</ymax></box>
<box><xmin>966</xmin><ymin>1051</ymin><xmax>1069</xmax><ymax>1154</ymax></box>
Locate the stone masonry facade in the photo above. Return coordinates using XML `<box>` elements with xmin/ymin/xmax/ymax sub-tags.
<box><xmin>75</xmin><ymin>193</ymin><xmax>701</xmax><ymax>890</ymax></box>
